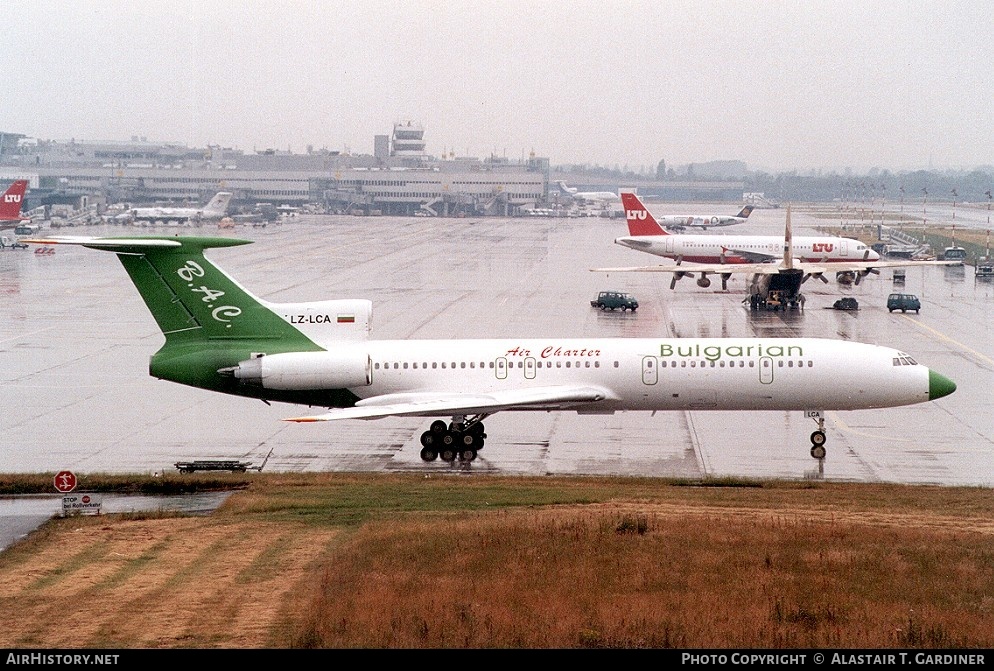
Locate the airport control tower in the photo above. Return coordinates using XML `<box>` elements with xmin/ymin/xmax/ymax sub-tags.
<box><xmin>391</xmin><ymin>121</ymin><xmax>426</xmax><ymax>157</ymax></box>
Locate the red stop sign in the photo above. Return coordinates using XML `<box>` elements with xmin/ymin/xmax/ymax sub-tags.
<box><xmin>54</xmin><ymin>470</ymin><xmax>77</xmax><ymax>493</ymax></box>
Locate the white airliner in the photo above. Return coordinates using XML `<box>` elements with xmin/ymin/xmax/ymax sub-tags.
<box><xmin>556</xmin><ymin>181</ymin><xmax>619</xmax><ymax>204</ymax></box>
<box><xmin>0</xmin><ymin>179</ymin><xmax>30</xmax><ymax>230</ymax></box>
<box><xmin>652</xmin><ymin>203</ymin><xmax>755</xmax><ymax>230</ymax></box>
<box><xmin>128</xmin><ymin>191</ymin><xmax>233</xmax><ymax>225</ymax></box>
<box><xmin>24</xmin><ymin>234</ymin><xmax>956</xmax><ymax>463</ymax></box>
<box><xmin>595</xmin><ymin>192</ymin><xmax>958</xmax><ymax>301</ymax></box>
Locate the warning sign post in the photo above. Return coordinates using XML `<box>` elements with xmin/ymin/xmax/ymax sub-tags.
<box><xmin>54</xmin><ymin>470</ymin><xmax>77</xmax><ymax>493</ymax></box>
<box><xmin>62</xmin><ymin>493</ymin><xmax>103</xmax><ymax>516</ymax></box>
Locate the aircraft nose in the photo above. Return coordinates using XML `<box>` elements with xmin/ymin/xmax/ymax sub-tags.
<box><xmin>928</xmin><ymin>369</ymin><xmax>957</xmax><ymax>400</ymax></box>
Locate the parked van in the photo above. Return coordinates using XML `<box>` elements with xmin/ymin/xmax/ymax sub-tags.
<box><xmin>590</xmin><ymin>291</ymin><xmax>638</xmax><ymax>312</ymax></box>
<box><xmin>887</xmin><ymin>293</ymin><xmax>920</xmax><ymax>313</ymax></box>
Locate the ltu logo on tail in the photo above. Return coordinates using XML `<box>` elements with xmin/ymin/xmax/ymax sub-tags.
<box><xmin>626</xmin><ymin>210</ymin><xmax>647</xmax><ymax>221</ymax></box>
<box><xmin>4</xmin><ymin>195</ymin><xmax>21</xmax><ymax>204</ymax></box>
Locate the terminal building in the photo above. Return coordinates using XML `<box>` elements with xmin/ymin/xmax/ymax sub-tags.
<box><xmin>0</xmin><ymin>124</ymin><xmax>744</xmax><ymax>218</ymax></box>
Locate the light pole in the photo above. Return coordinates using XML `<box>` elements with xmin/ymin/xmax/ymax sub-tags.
<box><xmin>840</xmin><ymin>180</ymin><xmax>847</xmax><ymax>227</ymax></box>
<box><xmin>986</xmin><ymin>190</ymin><xmax>992</xmax><ymax>262</ymax></box>
<box><xmin>922</xmin><ymin>187</ymin><xmax>928</xmax><ymax>245</ymax></box>
<box><xmin>951</xmin><ymin>189</ymin><xmax>958</xmax><ymax>220</ymax></box>
<box><xmin>857</xmin><ymin>182</ymin><xmax>864</xmax><ymax>222</ymax></box>
<box><xmin>899</xmin><ymin>185</ymin><xmax>905</xmax><ymax>234</ymax></box>
<box><xmin>868</xmin><ymin>182</ymin><xmax>876</xmax><ymax>229</ymax></box>
<box><xmin>879</xmin><ymin>183</ymin><xmax>886</xmax><ymax>238</ymax></box>
<box><xmin>922</xmin><ymin>187</ymin><xmax>928</xmax><ymax>226</ymax></box>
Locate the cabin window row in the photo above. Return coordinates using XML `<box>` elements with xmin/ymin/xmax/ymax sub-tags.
<box><xmin>650</xmin><ymin>359</ymin><xmax>814</xmax><ymax>369</ymax></box>
<box><xmin>372</xmin><ymin>360</ymin><xmax>606</xmax><ymax>370</ymax></box>
<box><xmin>370</xmin><ymin>359</ymin><xmax>814</xmax><ymax>370</ymax></box>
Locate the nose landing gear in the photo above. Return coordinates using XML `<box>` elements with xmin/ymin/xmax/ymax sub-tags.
<box><xmin>807</xmin><ymin>410</ymin><xmax>827</xmax><ymax>460</ymax></box>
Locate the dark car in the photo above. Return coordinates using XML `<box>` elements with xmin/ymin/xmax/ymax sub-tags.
<box><xmin>832</xmin><ymin>297</ymin><xmax>859</xmax><ymax>311</ymax></box>
<box><xmin>590</xmin><ymin>291</ymin><xmax>638</xmax><ymax>311</ymax></box>
<box><xmin>887</xmin><ymin>293</ymin><xmax>920</xmax><ymax>313</ymax></box>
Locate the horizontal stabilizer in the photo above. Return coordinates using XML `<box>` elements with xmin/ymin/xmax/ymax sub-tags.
<box><xmin>22</xmin><ymin>235</ymin><xmax>252</xmax><ymax>253</ymax></box>
<box><xmin>23</xmin><ymin>236</ymin><xmax>181</xmax><ymax>248</ymax></box>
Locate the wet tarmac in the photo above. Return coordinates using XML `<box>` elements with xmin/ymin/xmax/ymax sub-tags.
<box><xmin>1</xmin><ymin>209</ymin><xmax>991</xmax><ymax>486</ymax></box>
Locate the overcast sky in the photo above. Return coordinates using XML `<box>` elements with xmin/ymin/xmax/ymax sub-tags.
<box><xmin>9</xmin><ymin>1</ymin><xmax>993</xmax><ymax>173</ymax></box>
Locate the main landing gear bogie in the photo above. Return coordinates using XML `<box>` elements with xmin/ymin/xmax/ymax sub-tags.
<box><xmin>419</xmin><ymin>419</ymin><xmax>487</xmax><ymax>463</ymax></box>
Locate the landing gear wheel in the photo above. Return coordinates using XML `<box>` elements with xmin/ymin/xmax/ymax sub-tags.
<box><xmin>420</xmin><ymin>446</ymin><xmax>439</xmax><ymax>462</ymax></box>
<box><xmin>810</xmin><ymin>444</ymin><xmax>826</xmax><ymax>460</ymax></box>
<box><xmin>440</xmin><ymin>448</ymin><xmax>457</xmax><ymax>462</ymax></box>
<box><xmin>420</xmin><ymin>431</ymin><xmax>438</xmax><ymax>448</ymax></box>
<box><xmin>430</xmin><ymin>420</ymin><xmax>447</xmax><ymax>434</ymax></box>
<box><xmin>458</xmin><ymin>449</ymin><xmax>477</xmax><ymax>462</ymax></box>
<box><xmin>810</xmin><ymin>430</ymin><xmax>826</xmax><ymax>447</ymax></box>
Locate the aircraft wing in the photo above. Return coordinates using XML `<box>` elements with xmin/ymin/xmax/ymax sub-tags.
<box><xmin>592</xmin><ymin>258</ymin><xmax>963</xmax><ymax>276</ymax></box>
<box><xmin>591</xmin><ymin>261</ymin><xmax>785</xmax><ymax>275</ymax></box>
<box><xmin>821</xmin><ymin>259</ymin><xmax>963</xmax><ymax>270</ymax></box>
<box><xmin>285</xmin><ymin>385</ymin><xmax>617</xmax><ymax>422</ymax></box>
<box><xmin>719</xmin><ymin>247</ymin><xmax>779</xmax><ymax>262</ymax></box>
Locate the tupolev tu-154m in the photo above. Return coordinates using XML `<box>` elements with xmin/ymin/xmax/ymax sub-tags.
<box><xmin>24</xmin><ymin>234</ymin><xmax>956</xmax><ymax>463</ymax></box>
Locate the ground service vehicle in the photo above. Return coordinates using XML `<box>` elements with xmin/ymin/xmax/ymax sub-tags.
<box><xmin>591</xmin><ymin>291</ymin><xmax>638</xmax><ymax>311</ymax></box>
<box><xmin>942</xmin><ymin>246</ymin><xmax>967</xmax><ymax>264</ymax></box>
<box><xmin>887</xmin><ymin>293</ymin><xmax>921</xmax><ymax>313</ymax></box>
<box><xmin>0</xmin><ymin>236</ymin><xmax>27</xmax><ymax>250</ymax></box>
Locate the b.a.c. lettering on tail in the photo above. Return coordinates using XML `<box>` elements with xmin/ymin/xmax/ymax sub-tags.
<box><xmin>620</xmin><ymin>192</ymin><xmax>668</xmax><ymax>237</ymax></box>
<box><xmin>736</xmin><ymin>205</ymin><xmax>755</xmax><ymax>219</ymax></box>
<box><xmin>0</xmin><ymin>180</ymin><xmax>29</xmax><ymax>224</ymax></box>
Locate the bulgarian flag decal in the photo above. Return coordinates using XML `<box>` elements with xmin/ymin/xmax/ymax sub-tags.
<box><xmin>337</xmin><ymin>314</ymin><xmax>355</xmax><ymax>323</ymax></box>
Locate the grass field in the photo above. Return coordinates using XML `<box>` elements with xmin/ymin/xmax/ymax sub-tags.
<box><xmin>1</xmin><ymin>472</ymin><xmax>993</xmax><ymax>649</ymax></box>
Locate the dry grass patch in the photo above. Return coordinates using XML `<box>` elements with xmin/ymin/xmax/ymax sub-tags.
<box><xmin>0</xmin><ymin>515</ymin><xmax>340</xmax><ymax>648</ymax></box>
<box><xmin>288</xmin><ymin>505</ymin><xmax>994</xmax><ymax>648</ymax></box>
<box><xmin>4</xmin><ymin>475</ymin><xmax>994</xmax><ymax>648</ymax></box>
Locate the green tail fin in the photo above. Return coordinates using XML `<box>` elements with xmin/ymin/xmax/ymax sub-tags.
<box><xmin>85</xmin><ymin>236</ymin><xmax>318</xmax><ymax>350</ymax></box>
<box><xmin>83</xmin><ymin>236</ymin><xmax>325</xmax><ymax>394</ymax></box>
<box><xmin>31</xmin><ymin>235</ymin><xmax>361</xmax><ymax>407</ymax></box>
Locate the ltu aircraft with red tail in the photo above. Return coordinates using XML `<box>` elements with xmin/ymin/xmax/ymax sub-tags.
<box><xmin>0</xmin><ymin>180</ymin><xmax>30</xmax><ymax>230</ymax></box>
<box><xmin>593</xmin><ymin>192</ymin><xmax>957</xmax><ymax>301</ymax></box>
